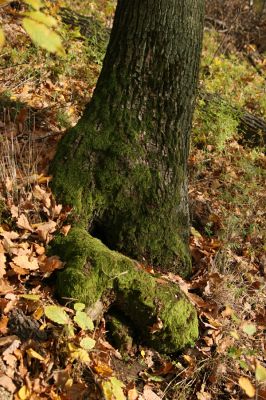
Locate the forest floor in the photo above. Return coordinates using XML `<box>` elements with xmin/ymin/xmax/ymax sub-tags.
<box><xmin>0</xmin><ymin>1</ymin><xmax>265</xmax><ymax>399</ymax></box>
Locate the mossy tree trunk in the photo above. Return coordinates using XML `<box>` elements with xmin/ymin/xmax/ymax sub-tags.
<box><xmin>51</xmin><ymin>0</ymin><xmax>204</xmax><ymax>275</ymax></box>
<box><xmin>50</xmin><ymin>1</ymin><xmax>205</xmax><ymax>353</ymax></box>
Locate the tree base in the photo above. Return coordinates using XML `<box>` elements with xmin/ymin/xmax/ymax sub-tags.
<box><xmin>52</xmin><ymin>227</ymin><xmax>198</xmax><ymax>353</ymax></box>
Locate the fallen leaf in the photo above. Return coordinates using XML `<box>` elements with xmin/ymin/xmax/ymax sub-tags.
<box><xmin>143</xmin><ymin>385</ymin><xmax>161</xmax><ymax>400</ymax></box>
<box><xmin>0</xmin><ymin>374</ymin><xmax>16</xmax><ymax>393</ymax></box>
<box><xmin>39</xmin><ymin>255</ymin><xmax>63</xmax><ymax>275</ymax></box>
<box><xmin>128</xmin><ymin>387</ymin><xmax>139</xmax><ymax>400</ymax></box>
<box><xmin>12</xmin><ymin>255</ymin><xmax>39</xmax><ymax>270</ymax></box>
<box><xmin>68</xmin><ymin>343</ymin><xmax>90</xmax><ymax>364</ymax></box>
<box><xmin>17</xmin><ymin>214</ymin><xmax>33</xmax><ymax>232</ymax></box>
<box><xmin>26</xmin><ymin>348</ymin><xmax>45</xmax><ymax>361</ymax></box>
<box><xmin>32</xmin><ymin>185</ymin><xmax>51</xmax><ymax>208</ymax></box>
<box><xmin>60</xmin><ymin>224</ymin><xmax>71</xmax><ymax>236</ymax></box>
<box><xmin>36</xmin><ymin>220</ymin><xmax>57</xmax><ymax>242</ymax></box>
<box><xmin>93</xmin><ymin>361</ymin><xmax>113</xmax><ymax>377</ymax></box>
<box><xmin>10</xmin><ymin>262</ymin><xmax>29</xmax><ymax>275</ymax></box>
<box><xmin>17</xmin><ymin>385</ymin><xmax>31</xmax><ymax>400</ymax></box>
<box><xmin>242</xmin><ymin>323</ymin><xmax>257</xmax><ymax>336</ymax></box>
<box><xmin>0</xmin><ymin>253</ymin><xmax>6</xmax><ymax>278</ymax></box>
<box><xmin>239</xmin><ymin>376</ymin><xmax>255</xmax><ymax>398</ymax></box>
<box><xmin>255</xmin><ymin>362</ymin><xmax>266</xmax><ymax>382</ymax></box>
<box><xmin>0</xmin><ymin>315</ymin><xmax>8</xmax><ymax>334</ymax></box>
<box><xmin>0</xmin><ymin>279</ymin><xmax>13</xmax><ymax>294</ymax></box>
<box><xmin>33</xmin><ymin>243</ymin><xmax>45</xmax><ymax>255</ymax></box>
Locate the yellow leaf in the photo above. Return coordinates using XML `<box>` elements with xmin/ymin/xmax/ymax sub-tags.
<box><xmin>18</xmin><ymin>385</ymin><xmax>31</xmax><ymax>400</ymax></box>
<box><xmin>26</xmin><ymin>11</ymin><xmax>57</xmax><ymax>27</ymax></box>
<box><xmin>190</xmin><ymin>226</ymin><xmax>202</xmax><ymax>238</ymax></box>
<box><xmin>239</xmin><ymin>377</ymin><xmax>255</xmax><ymax>398</ymax></box>
<box><xmin>24</xmin><ymin>0</ymin><xmax>43</xmax><ymax>10</ymax></box>
<box><xmin>68</xmin><ymin>343</ymin><xmax>90</xmax><ymax>364</ymax></box>
<box><xmin>0</xmin><ymin>27</ymin><xmax>5</xmax><ymax>50</ymax></box>
<box><xmin>22</xmin><ymin>18</ymin><xmax>64</xmax><ymax>56</ymax></box>
<box><xmin>256</xmin><ymin>362</ymin><xmax>266</xmax><ymax>382</ymax></box>
<box><xmin>26</xmin><ymin>348</ymin><xmax>45</xmax><ymax>361</ymax></box>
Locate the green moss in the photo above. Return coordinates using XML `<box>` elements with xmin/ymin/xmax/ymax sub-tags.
<box><xmin>52</xmin><ymin>227</ymin><xmax>198</xmax><ymax>353</ymax></box>
<box><xmin>50</xmin><ymin>103</ymin><xmax>191</xmax><ymax>275</ymax></box>
<box><xmin>106</xmin><ymin>312</ymin><xmax>134</xmax><ymax>353</ymax></box>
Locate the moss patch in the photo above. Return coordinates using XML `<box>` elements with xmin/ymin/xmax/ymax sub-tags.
<box><xmin>52</xmin><ymin>227</ymin><xmax>198</xmax><ymax>353</ymax></box>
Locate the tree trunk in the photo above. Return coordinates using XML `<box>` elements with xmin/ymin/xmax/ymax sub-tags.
<box><xmin>49</xmin><ymin>1</ymin><xmax>204</xmax><ymax>353</ymax></box>
<box><xmin>51</xmin><ymin>0</ymin><xmax>204</xmax><ymax>276</ymax></box>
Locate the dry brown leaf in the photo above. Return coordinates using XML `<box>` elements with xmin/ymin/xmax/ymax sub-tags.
<box><xmin>0</xmin><ymin>231</ymin><xmax>19</xmax><ymax>240</ymax></box>
<box><xmin>17</xmin><ymin>214</ymin><xmax>33</xmax><ymax>232</ymax></box>
<box><xmin>93</xmin><ymin>361</ymin><xmax>113</xmax><ymax>378</ymax></box>
<box><xmin>12</xmin><ymin>255</ymin><xmax>39</xmax><ymax>271</ymax></box>
<box><xmin>10</xmin><ymin>262</ymin><xmax>29</xmax><ymax>275</ymax></box>
<box><xmin>143</xmin><ymin>385</ymin><xmax>161</xmax><ymax>400</ymax></box>
<box><xmin>36</xmin><ymin>220</ymin><xmax>57</xmax><ymax>242</ymax></box>
<box><xmin>60</xmin><ymin>224</ymin><xmax>71</xmax><ymax>236</ymax></box>
<box><xmin>33</xmin><ymin>243</ymin><xmax>45</xmax><ymax>255</ymax></box>
<box><xmin>5</xmin><ymin>177</ymin><xmax>13</xmax><ymax>192</ymax></box>
<box><xmin>39</xmin><ymin>255</ymin><xmax>63</xmax><ymax>275</ymax></box>
<box><xmin>0</xmin><ymin>374</ymin><xmax>16</xmax><ymax>393</ymax></box>
<box><xmin>33</xmin><ymin>185</ymin><xmax>51</xmax><ymax>208</ymax></box>
<box><xmin>0</xmin><ymin>279</ymin><xmax>13</xmax><ymax>295</ymax></box>
<box><xmin>0</xmin><ymin>336</ymin><xmax>19</xmax><ymax>347</ymax></box>
<box><xmin>0</xmin><ymin>253</ymin><xmax>6</xmax><ymax>278</ymax></box>
<box><xmin>0</xmin><ymin>315</ymin><xmax>8</xmax><ymax>334</ymax></box>
<box><xmin>128</xmin><ymin>387</ymin><xmax>139</xmax><ymax>400</ymax></box>
<box><xmin>52</xmin><ymin>204</ymin><xmax>63</xmax><ymax>218</ymax></box>
<box><xmin>10</xmin><ymin>205</ymin><xmax>19</xmax><ymax>219</ymax></box>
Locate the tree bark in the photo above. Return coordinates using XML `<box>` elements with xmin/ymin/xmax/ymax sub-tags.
<box><xmin>49</xmin><ymin>0</ymin><xmax>204</xmax><ymax>353</ymax></box>
<box><xmin>51</xmin><ymin>0</ymin><xmax>204</xmax><ymax>276</ymax></box>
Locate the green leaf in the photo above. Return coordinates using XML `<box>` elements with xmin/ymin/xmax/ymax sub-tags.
<box><xmin>20</xmin><ymin>294</ymin><xmax>40</xmax><ymax>301</ymax></box>
<box><xmin>80</xmin><ymin>337</ymin><xmax>96</xmax><ymax>350</ymax></box>
<box><xmin>44</xmin><ymin>305</ymin><xmax>69</xmax><ymax>325</ymax></box>
<box><xmin>256</xmin><ymin>363</ymin><xmax>266</xmax><ymax>382</ymax></box>
<box><xmin>74</xmin><ymin>302</ymin><xmax>85</xmax><ymax>312</ymax></box>
<box><xmin>25</xmin><ymin>11</ymin><xmax>57</xmax><ymax>27</ymax></box>
<box><xmin>109</xmin><ymin>377</ymin><xmax>126</xmax><ymax>400</ymax></box>
<box><xmin>22</xmin><ymin>18</ymin><xmax>64</xmax><ymax>55</ymax></box>
<box><xmin>74</xmin><ymin>311</ymin><xmax>94</xmax><ymax>331</ymax></box>
<box><xmin>242</xmin><ymin>323</ymin><xmax>257</xmax><ymax>336</ymax></box>
<box><xmin>24</xmin><ymin>0</ymin><xmax>44</xmax><ymax>10</ymax></box>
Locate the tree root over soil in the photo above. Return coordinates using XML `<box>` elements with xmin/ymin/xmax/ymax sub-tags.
<box><xmin>51</xmin><ymin>227</ymin><xmax>198</xmax><ymax>353</ymax></box>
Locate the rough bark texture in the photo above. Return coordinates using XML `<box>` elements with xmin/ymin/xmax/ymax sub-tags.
<box><xmin>50</xmin><ymin>0</ymin><xmax>204</xmax><ymax>352</ymax></box>
<box><xmin>51</xmin><ymin>0</ymin><xmax>205</xmax><ymax>275</ymax></box>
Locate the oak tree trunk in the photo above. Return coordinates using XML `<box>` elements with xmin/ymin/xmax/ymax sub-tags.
<box><xmin>51</xmin><ymin>0</ymin><xmax>204</xmax><ymax>276</ymax></box>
